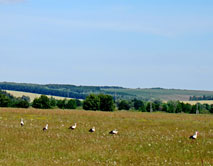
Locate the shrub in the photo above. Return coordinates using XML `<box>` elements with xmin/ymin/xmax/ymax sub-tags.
<box><xmin>83</xmin><ymin>94</ymin><xmax>100</xmax><ymax>111</ymax></box>
<box><xmin>65</xmin><ymin>99</ymin><xmax>77</xmax><ymax>109</ymax></box>
<box><xmin>118</xmin><ymin>100</ymin><xmax>130</xmax><ymax>110</ymax></box>
<box><xmin>99</xmin><ymin>94</ymin><xmax>114</xmax><ymax>111</ymax></box>
<box><xmin>32</xmin><ymin>95</ymin><xmax>51</xmax><ymax>109</ymax></box>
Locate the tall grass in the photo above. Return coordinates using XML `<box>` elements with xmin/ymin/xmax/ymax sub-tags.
<box><xmin>0</xmin><ymin>108</ymin><xmax>212</xmax><ymax>165</ymax></box>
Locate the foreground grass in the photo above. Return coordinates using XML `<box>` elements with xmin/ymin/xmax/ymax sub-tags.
<box><xmin>0</xmin><ymin>108</ymin><xmax>212</xmax><ymax>166</ymax></box>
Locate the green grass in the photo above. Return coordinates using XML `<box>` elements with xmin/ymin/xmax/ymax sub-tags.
<box><xmin>0</xmin><ymin>108</ymin><xmax>212</xmax><ymax>165</ymax></box>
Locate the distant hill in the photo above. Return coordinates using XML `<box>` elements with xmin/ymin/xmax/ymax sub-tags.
<box><xmin>0</xmin><ymin>82</ymin><xmax>125</xmax><ymax>100</ymax></box>
<box><xmin>1</xmin><ymin>82</ymin><xmax>213</xmax><ymax>101</ymax></box>
<box><xmin>104</xmin><ymin>88</ymin><xmax>213</xmax><ymax>101</ymax></box>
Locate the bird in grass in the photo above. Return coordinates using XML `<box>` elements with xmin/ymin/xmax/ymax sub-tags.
<box><xmin>43</xmin><ymin>124</ymin><xmax>48</xmax><ymax>131</ymax></box>
<box><xmin>109</xmin><ymin>129</ymin><xmax>118</xmax><ymax>135</ymax></box>
<box><xmin>189</xmin><ymin>131</ymin><xmax>199</xmax><ymax>139</ymax></box>
<box><xmin>20</xmin><ymin>118</ymin><xmax>24</xmax><ymax>127</ymax></box>
<box><xmin>69</xmin><ymin>123</ymin><xmax>77</xmax><ymax>130</ymax></box>
<box><xmin>89</xmin><ymin>127</ymin><xmax>95</xmax><ymax>133</ymax></box>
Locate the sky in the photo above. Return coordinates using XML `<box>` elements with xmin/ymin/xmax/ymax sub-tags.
<box><xmin>0</xmin><ymin>0</ymin><xmax>213</xmax><ymax>90</ymax></box>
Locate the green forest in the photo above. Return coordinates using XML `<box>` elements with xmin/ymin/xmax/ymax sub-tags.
<box><xmin>1</xmin><ymin>82</ymin><xmax>213</xmax><ymax>101</ymax></box>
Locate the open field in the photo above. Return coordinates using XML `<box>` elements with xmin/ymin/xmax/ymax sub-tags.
<box><xmin>5</xmin><ymin>90</ymin><xmax>72</xmax><ymax>102</ymax></box>
<box><xmin>182</xmin><ymin>100</ymin><xmax>213</xmax><ymax>105</ymax></box>
<box><xmin>0</xmin><ymin>108</ymin><xmax>212</xmax><ymax>166</ymax></box>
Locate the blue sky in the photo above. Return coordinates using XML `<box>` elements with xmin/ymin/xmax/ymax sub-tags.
<box><xmin>0</xmin><ymin>0</ymin><xmax>213</xmax><ymax>90</ymax></box>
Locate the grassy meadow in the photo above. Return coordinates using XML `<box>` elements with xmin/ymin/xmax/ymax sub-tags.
<box><xmin>0</xmin><ymin>108</ymin><xmax>212</xmax><ymax>166</ymax></box>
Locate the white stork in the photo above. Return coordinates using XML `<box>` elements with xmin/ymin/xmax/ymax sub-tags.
<box><xmin>69</xmin><ymin>123</ymin><xmax>77</xmax><ymax>130</ymax></box>
<box><xmin>109</xmin><ymin>129</ymin><xmax>118</xmax><ymax>135</ymax></box>
<box><xmin>20</xmin><ymin>118</ymin><xmax>24</xmax><ymax>127</ymax></box>
<box><xmin>89</xmin><ymin>127</ymin><xmax>95</xmax><ymax>133</ymax></box>
<box><xmin>43</xmin><ymin>124</ymin><xmax>48</xmax><ymax>131</ymax></box>
<box><xmin>189</xmin><ymin>131</ymin><xmax>199</xmax><ymax>139</ymax></box>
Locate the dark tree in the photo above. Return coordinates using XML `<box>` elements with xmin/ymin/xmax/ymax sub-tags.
<box><xmin>146</xmin><ymin>102</ymin><xmax>156</xmax><ymax>112</ymax></box>
<box><xmin>83</xmin><ymin>94</ymin><xmax>100</xmax><ymax>111</ymax></box>
<box><xmin>49</xmin><ymin>97</ymin><xmax>57</xmax><ymax>107</ymax></box>
<box><xmin>32</xmin><ymin>95</ymin><xmax>51</xmax><ymax>109</ymax></box>
<box><xmin>118</xmin><ymin>100</ymin><xmax>130</xmax><ymax>110</ymax></box>
<box><xmin>162</xmin><ymin>103</ymin><xmax>168</xmax><ymax>112</ymax></box>
<box><xmin>176</xmin><ymin>102</ymin><xmax>183</xmax><ymax>113</ymax></box>
<box><xmin>167</xmin><ymin>101</ymin><xmax>178</xmax><ymax>113</ymax></box>
<box><xmin>76</xmin><ymin>99</ymin><xmax>82</xmax><ymax>107</ymax></box>
<box><xmin>14</xmin><ymin>99</ymin><xmax>30</xmax><ymax>108</ymax></box>
<box><xmin>210</xmin><ymin>104</ymin><xmax>213</xmax><ymax>113</ymax></box>
<box><xmin>132</xmin><ymin>99</ymin><xmax>142</xmax><ymax>110</ymax></box>
<box><xmin>132</xmin><ymin>99</ymin><xmax>146</xmax><ymax>111</ymax></box>
<box><xmin>99</xmin><ymin>94</ymin><xmax>114</xmax><ymax>111</ymax></box>
<box><xmin>182</xmin><ymin>103</ymin><xmax>192</xmax><ymax>113</ymax></box>
<box><xmin>0</xmin><ymin>93</ymin><xmax>11</xmax><ymax>107</ymax></box>
<box><xmin>65</xmin><ymin>99</ymin><xmax>77</xmax><ymax>109</ymax></box>
<box><xmin>153</xmin><ymin>100</ymin><xmax>162</xmax><ymax>111</ymax></box>
<box><xmin>57</xmin><ymin>99</ymin><xmax>67</xmax><ymax>109</ymax></box>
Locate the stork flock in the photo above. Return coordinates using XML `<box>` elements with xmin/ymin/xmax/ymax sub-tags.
<box><xmin>20</xmin><ymin>119</ymin><xmax>118</xmax><ymax>135</ymax></box>
<box><xmin>20</xmin><ymin>118</ymin><xmax>199</xmax><ymax>138</ymax></box>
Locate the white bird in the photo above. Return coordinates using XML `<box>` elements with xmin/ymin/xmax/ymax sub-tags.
<box><xmin>43</xmin><ymin>124</ymin><xmax>48</xmax><ymax>131</ymax></box>
<box><xmin>69</xmin><ymin>123</ymin><xmax>77</xmax><ymax>130</ymax></box>
<box><xmin>189</xmin><ymin>131</ymin><xmax>199</xmax><ymax>139</ymax></box>
<box><xmin>89</xmin><ymin>127</ymin><xmax>95</xmax><ymax>133</ymax></box>
<box><xmin>20</xmin><ymin>118</ymin><xmax>24</xmax><ymax>127</ymax></box>
<box><xmin>109</xmin><ymin>129</ymin><xmax>118</xmax><ymax>135</ymax></box>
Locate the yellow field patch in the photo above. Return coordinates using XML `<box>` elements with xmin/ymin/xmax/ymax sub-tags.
<box><xmin>5</xmin><ymin>90</ymin><xmax>72</xmax><ymax>102</ymax></box>
<box><xmin>182</xmin><ymin>100</ymin><xmax>213</xmax><ymax>105</ymax></box>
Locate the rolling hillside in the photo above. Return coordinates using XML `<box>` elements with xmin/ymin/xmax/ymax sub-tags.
<box><xmin>104</xmin><ymin>88</ymin><xmax>213</xmax><ymax>101</ymax></box>
<box><xmin>1</xmin><ymin>82</ymin><xmax>213</xmax><ymax>101</ymax></box>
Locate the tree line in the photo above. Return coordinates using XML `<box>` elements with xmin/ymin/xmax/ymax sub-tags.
<box><xmin>117</xmin><ymin>99</ymin><xmax>213</xmax><ymax>114</ymax></box>
<box><xmin>0</xmin><ymin>90</ymin><xmax>212</xmax><ymax>114</ymax></box>
<box><xmin>83</xmin><ymin>95</ymin><xmax>213</xmax><ymax>114</ymax></box>
<box><xmin>32</xmin><ymin>95</ymin><xmax>82</xmax><ymax>109</ymax></box>
<box><xmin>0</xmin><ymin>90</ymin><xmax>82</xmax><ymax>109</ymax></box>
<box><xmin>0</xmin><ymin>82</ymin><xmax>128</xmax><ymax>100</ymax></box>
<box><xmin>80</xmin><ymin>94</ymin><xmax>213</xmax><ymax>114</ymax></box>
<box><xmin>0</xmin><ymin>90</ymin><xmax>30</xmax><ymax>108</ymax></box>
<box><xmin>0</xmin><ymin>82</ymin><xmax>86</xmax><ymax>99</ymax></box>
<box><xmin>190</xmin><ymin>95</ymin><xmax>213</xmax><ymax>101</ymax></box>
